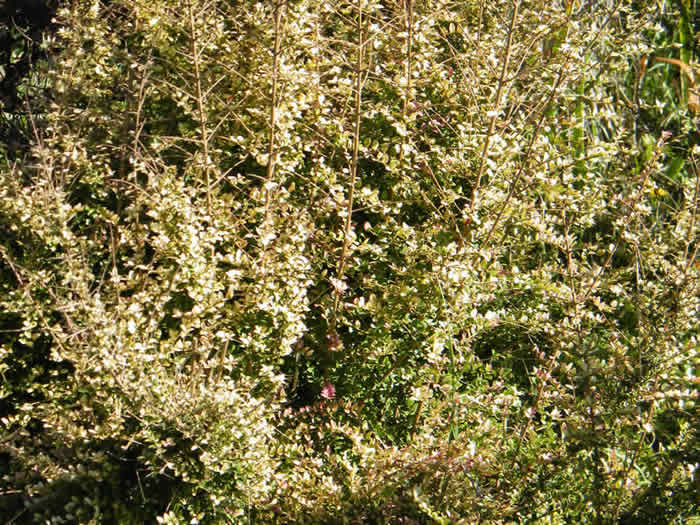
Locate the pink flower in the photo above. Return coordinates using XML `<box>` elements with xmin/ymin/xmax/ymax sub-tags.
<box><xmin>321</xmin><ymin>382</ymin><xmax>336</xmax><ymax>399</ymax></box>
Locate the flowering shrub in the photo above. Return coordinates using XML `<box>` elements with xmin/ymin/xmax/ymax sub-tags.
<box><xmin>1</xmin><ymin>0</ymin><xmax>697</xmax><ymax>523</ymax></box>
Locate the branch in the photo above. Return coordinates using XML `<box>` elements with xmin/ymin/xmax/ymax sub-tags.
<box><xmin>471</xmin><ymin>0</ymin><xmax>521</xmax><ymax>211</ymax></box>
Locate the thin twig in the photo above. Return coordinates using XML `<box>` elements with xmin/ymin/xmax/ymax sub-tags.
<box><xmin>399</xmin><ymin>0</ymin><xmax>413</xmax><ymax>164</ymax></box>
<box><xmin>471</xmin><ymin>0</ymin><xmax>520</xmax><ymax>211</ymax></box>
<box><xmin>482</xmin><ymin>59</ymin><xmax>569</xmax><ymax>246</ymax></box>
<box><xmin>335</xmin><ymin>0</ymin><xmax>364</xmax><ymax>288</ymax></box>
<box><xmin>264</xmin><ymin>0</ymin><xmax>284</xmax><ymax>226</ymax></box>
<box><xmin>188</xmin><ymin>0</ymin><xmax>212</xmax><ymax>218</ymax></box>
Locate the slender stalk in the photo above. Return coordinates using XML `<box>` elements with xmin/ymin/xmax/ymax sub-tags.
<box><xmin>188</xmin><ymin>0</ymin><xmax>211</xmax><ymax>218</ymax></box>
<box><xmin>579</xmin><ymin>133</ymin><xmax>667</xmax><ymax>304</ymax></box>
<box><xmin>683</xmin><ymin>153</ymin><xmax>699</xmax><ymax>271</ymax></box>
<box><xmin>507</xmin><ymin>350</ymin><xmax>558</xmax><ymax>472</ymax></box>
<box><xmin>482</xmin><ymin>60</ymin><xmax>568</xmax><ymax>246</ymax></box>
<box><xmin>310</xmin><ymin>8</ymin><xmax>323</xmax><ymax>210</ymax></box>
<box><xmin>611</xmin><ymin>398</ymin><xmax>657</xmax><ymax>522</ymax></box>
<box><xmin>435</xmin><ymin>280</ymin><xmax>459</xmax><ymax>509</ymax></box>
<box><xmin>471</xmin><ymin>0</ymin><xmax>520</xmax><ymax>210</ymax></box>
<box><xmin>562</xmin><ymin>211</ymin><xmax>579</xmax><ymax>320</ymax></box>
<box><xmin>411</xmin><ymin>399</ymin><xmax>424</xmax><ymax>433</ymax></box>
<box><xmin>336</xmin><ymin>0</ymin><xmax>364</xmax><ymax>284</ymax></box>
<box><xmin>264</xmin><ymin>0</ymin><xmax>284</xmax><ymax>225</ymax></box>
<box><xmin>399</xmin><ymin>0</ymin><xmax>413</xmax><ymax>164</ymax></box>
<box><xmin>477</xmin><ymin>0</ymin><xmax>485</xmax><ymax>43</ymax></box>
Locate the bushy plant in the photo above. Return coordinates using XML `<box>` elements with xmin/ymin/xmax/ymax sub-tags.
<box><xmin>1</xmin><ymin>0</ymin><xmax>697</xmax><ymax>523</ymax></box>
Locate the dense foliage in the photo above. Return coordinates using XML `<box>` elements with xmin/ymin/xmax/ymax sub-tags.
<box><xmin>1</xmin><ymin>0</ymin><xmax>698</xmax><ymax>523</ymax></box>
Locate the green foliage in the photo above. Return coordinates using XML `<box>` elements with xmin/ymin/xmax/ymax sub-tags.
<box><xmin>1</xmin><ymin>0</ymin><xmax>698</xmax><ymax>523</ymax></box>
